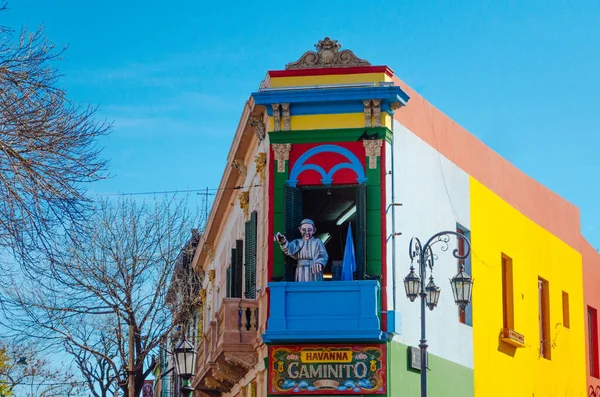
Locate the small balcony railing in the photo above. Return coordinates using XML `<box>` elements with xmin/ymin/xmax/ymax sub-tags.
<box><xmin>263</xmin><ymin>280</ymin><xmax>384</xmax><ymax>343</ymax></box>
<box><xmin>192</xmin><ymin>298</ymin><xmax>259</xmax><ymax>394</ymax></box>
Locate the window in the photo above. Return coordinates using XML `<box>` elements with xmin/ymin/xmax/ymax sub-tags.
<box><xmin>501</xmin><ymin>254</ymin><xmax>514</xmax><ymax>330</ymax></box>
<box><xmin>457</xmin><ymin>225</ymin><xmax>472</xmax><ymax>326</ymax></box>
<box><xmin>562</xmin><ymin>291</ymin><xmax>570</xmax><ymax>328</ymax></box>
<box><xmin>538</xmin><ymin>277</ymin><xmax>551</xmax><ymax>359</ymax></box>
<box><xmin>589</xmin><ymin>306</ymin><xmax>599</xmax><ymax>378</ymax></box>
<box><xmin>244</xmin><ymin>211</ymin><xmax>258</xmax><ymax>299</ymax></box>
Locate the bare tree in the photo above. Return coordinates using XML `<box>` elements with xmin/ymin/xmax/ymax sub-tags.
<box><xmin>4</xmin><ymin>197</ymin><xmax>201</xmax><ymax>396</ymax></box>
<box><xmin>0</xmin><ymin>339</ymin><xmax>85</xmax><ymax>396</ymax></box>
<box><xmin>0</xmin><ymin>11</ymin><xmax>109</xmax><ymax>268</ymax></box>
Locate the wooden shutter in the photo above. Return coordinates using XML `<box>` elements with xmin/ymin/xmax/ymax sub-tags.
<box><xmin>226</xmin><ymin>267</ymin><xmax>232</xmax><ymax>298</ymax></box>
<box><xmin>234</xmin><ymin>240</ymin><xmax>243</xmax><ymax>298</ymax></box>
<box><xmin>284</xmin><ymin>184</ymin><xmax>302</xmax><ymax>282</ymax></box>
<box><xmin>245</xmin><ymin>211</ymin><xmax>258</xmax><ymax>299</ymax></box>
<box><xmin>230</xmin><ymin>248</ymin><xmax>238</xmax><ymax>298</ymax></box>
<box><xmin>355</xmin><ymin>183</ymin><xmax>367</xmax><ymax>280</ymax></box>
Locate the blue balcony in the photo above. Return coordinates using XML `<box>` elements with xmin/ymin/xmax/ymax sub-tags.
<box><xmin>263</xmin><ymin>280</ymin><xmax>384</xmax><ymax>343</ymax></box>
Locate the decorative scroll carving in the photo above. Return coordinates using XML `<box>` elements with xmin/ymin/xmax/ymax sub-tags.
<box><xmin>272</xmin><ymin>143</ymin><xmax>291</xmax><ymax>173</ymax></box>
<box><xmin>372</xmin><ymin>100</ymin><xmax>381</xmax><ymax>127</ymax></box>
<box><xmin>285</xmin><ymin>37</ymin><xmax>371</xmax><ymax>70</ymax></box>
<box><xmin>363</xmin><ymin>100</ymin><xmax>372</xmax><ymax>128</ymax></box>
<box><xmin>204</xmin><ymin>376</ymin><xmax>228</xmax><ymax>391</ymax></box>
<box><xmin>363</xmin><ymin>139</ymin><xmax>383</xmax><ymax>169</ymax></box>
<box><xmin>238</xmin><ymin>191</ymin><xmax>250</xmax><ymax>218</ymax></box>
<box><xmin>215</xmin><ymin>362</ymin><xmax>246</xmax><ymax>382</ymax></box>
<box><xmin>203</xmin><ymin>243</ymin><xmax>215</xmax><ymax>261</ymax></box>
<box><xmin>232</xmin><ymin>159</ymin><xmax>247</xmax><ymax>181</ymax></box>
<box><xmin>224</xmin><ymin>352</ymin><xmax>257</xmax><ymax>370</ymax></box>
<box><xmin>208</xmin><ymin>269</ymin><xmax>216</xmax><ymax>284</ymax></box>
<box><xmin>255</xmin><ymin>152</ymin><xmax>267</xmax><ymax>183</ymax></box>
<box><xmin>272</xmin><ymin>104</ymin><xmax>281</xmax><ymax>132</ymax></box>
<box><xmin>199</xmin><ymin>288</ymin><xmax>207</xmax><ymax>303</ymax></box>
<box><xmin>281</xmin><ymin>103</ymin><xmax>290</xmax><ymax>131</ymax></box>
<box><xmin>248</xmin><ymin>114</ymin><xmax>266</xmax><ymax>141</ymax></box>
<box><xmin>390</xmin><ymin>102</ymin><xmax>402</xmax><ymax>111</ymax></box>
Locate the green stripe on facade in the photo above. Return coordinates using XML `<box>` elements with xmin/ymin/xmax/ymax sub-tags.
<box><xmin>269</xmin><ymin>127</ymin><xmax>393</xmax><ymax>144</ymax></box>
<box><xmin>388</xmin><ymin>340</ymin><xmax>474</xmax><ymax>397</ymax></box>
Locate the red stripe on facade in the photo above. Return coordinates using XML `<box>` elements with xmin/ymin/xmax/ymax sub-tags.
<box><xmin>380</xmin><ymin>142</ymin><xmax>388</xmax><ymax>332</ymax></box>
<box><xmin>268</xmin><ymin>66</ymin><xmax>394</xmax><ymax>78</ymax></box>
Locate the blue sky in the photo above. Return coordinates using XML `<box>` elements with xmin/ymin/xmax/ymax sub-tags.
<box><xmin>7</xmin><ymin>0</ymin><xmax>600</xmax><ymax>247</ymax></box>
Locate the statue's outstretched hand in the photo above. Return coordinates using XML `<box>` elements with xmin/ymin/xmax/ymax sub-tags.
<box><xmin>274</xmin><ymin>232</ymin><xmax>286</xmax><ymax>244</ymax></box>
<box><xmin>311</xmin><ymin>263</ymin><xmax>323</xmax><ymax>274</ymax></box>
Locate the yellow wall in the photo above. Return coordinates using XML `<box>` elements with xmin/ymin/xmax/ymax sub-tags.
<box><xmin>269</xmin><ymin>113</ymin><xmax>392</xmax><ymax>131</ymax></box>
<box><xmin>470</xmin><ymin>178</ymin><xmax>586</xmax><ymax>397</ymax></box>
<box><xmin>269</xmin><ymin>72</ymin><xmax>391</xmax><ymax>88</ymax></box>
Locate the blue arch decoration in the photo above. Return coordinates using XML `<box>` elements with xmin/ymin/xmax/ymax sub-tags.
<box><xmin>287</xmin><ymin>144</ymin><xmax>367</xmax><ymax>187</ymax></box>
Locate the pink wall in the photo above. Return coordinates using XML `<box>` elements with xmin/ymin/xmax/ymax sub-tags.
<box><xmin>392</xmin><ymin>76</ymin><xmax>581</xmax><ymax>251</ymax></box>
<box><xmin>583</xmin><ymin>238</ymin><xmax>600</xmax><ymax>394</ymax></box>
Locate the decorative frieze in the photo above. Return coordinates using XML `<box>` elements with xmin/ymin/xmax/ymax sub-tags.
<box><xmin>272</xmin><ymin>104</ymin><xmax>281</xmax><ymax>132</ymax></box>
<box><xmin>363</xmin><ymin>100</ymin><xmax>372</xmax><ymax>128</ymax></box>
<box><xmin>248</xmin><ymin>114</ymin><xmax>266</xmax><ymax>141</ymax></box>
<box><xmin>363</xmin><ymin>139</ymin><xmax>383</xmax><ymax>169</ymax></box>
<box><xmin>285</xmin><ymin>37</ymin><xmax>371</xmax><ymax>70</ymax></box>
<box><xmin>254</xmin><ymin>152</ymin><xmax>267</xmax><ymax>183</ymax></box>
<box><xmin>363</xmin><ymin>100</ymin><xmax>382</xmax><ymax>127</ymax></box>
<box><xmin>238</xmin><ymin>191</ymin><xmax>250</xmax><ymax>218</ymax></box>
<box><xmin>281</xmin><ymin>103</ymin><xmax>290</xmax><ymax>131</ymax></box>
<box><xmin>272</xmin><ymin>143</ymin><xmax>291</xmax><ymax>173</ymax></box>
<box><xmin>372</xmin><ymin>99</ymin><xmax>381</xmax><ymax>127</ymax></box>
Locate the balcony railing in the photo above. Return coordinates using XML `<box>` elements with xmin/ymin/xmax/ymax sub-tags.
<box><xmin>192</xmin><ymin>298</ymin><xmax>259</xmax><ymax>394</ymax></box>
<box><xmin>263</xmin><ymin>280</ymin><xmax>384</xmax><ymax>343</ymax></box>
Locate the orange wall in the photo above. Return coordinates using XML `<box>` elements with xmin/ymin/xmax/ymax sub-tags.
<box><xmin>583</xmin><ymin>238</ymin><xmax>600</xmax><ymax>392</ymax></box>
<box><xmin>391</xmin><ymin>76</ymin><xmax>581</xmax><ymax>251</ymax></box>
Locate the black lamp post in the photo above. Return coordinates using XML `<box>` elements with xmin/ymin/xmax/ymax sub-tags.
<box><xmin>403</xmin><ymin>231</ymin><xmax>473</xmax><ymax>397</ymax></box>
<box><xmin>174</xmin><ymin>336</ymin><xmax>196</xmax><ymax>397</ymax></box>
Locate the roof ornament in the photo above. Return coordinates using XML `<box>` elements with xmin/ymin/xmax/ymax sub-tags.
<box><xmin>285</xmin><ymin>37</ymin><xmax>371</xmax><ymax>70</ymax></box>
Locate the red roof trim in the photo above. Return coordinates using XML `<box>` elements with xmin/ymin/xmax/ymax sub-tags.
<box><xmin>268</xmin><ymin>66</ymin><xmax>394</xmax><ymax>78</ymax></box>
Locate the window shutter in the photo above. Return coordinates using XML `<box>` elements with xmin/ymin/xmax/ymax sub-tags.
<box><xmin>356</xmin><ymin>183</ymin><xmax>367</xmax><ymax>280</ymax></box>
<box><xmin>284</xmin><ymin>184</ymin><xmax>303</xmax><ymax>282</ymax></box>
<box><xmin>245</xmin><ymin>211</ymin><xmax>258</xmax><ymax>299</ymax></box>
<box><xmin>230</xmin><ymin>248</ymin><xmax>237</xmax><ymax>298</ymax></box>
<box><xmin>234</xmin><ymin>240</ymin><xmax>243</xmax><ymax>298</ymax></box>
<box><xmin>226</xmin><ymin>267</ymin><xmax>232</xmax><ymax>298</ymax></box>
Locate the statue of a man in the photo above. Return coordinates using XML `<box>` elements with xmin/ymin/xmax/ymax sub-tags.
<box><xmin>274</xmin><ymin>219</ymin><xmax>329</xmax><ymax>282</ymax></box>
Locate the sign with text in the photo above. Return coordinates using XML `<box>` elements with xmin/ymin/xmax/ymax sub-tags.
<box><xmin>268</xmin><ymin>344</ymin><xmax>386</xmax><ymax>395</ymax></box>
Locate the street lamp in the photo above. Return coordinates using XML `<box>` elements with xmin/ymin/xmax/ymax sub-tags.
<box><xmin>403</xmin><ymin>231</ymin><xmax>472</xmax><ymax>397</ymax></box>
<box><xmin>174</xmin><ymin>335</ymin><xmax>196</xmax><ymax>397</ymax></box>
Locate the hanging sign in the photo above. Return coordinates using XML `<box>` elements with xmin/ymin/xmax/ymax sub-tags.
<box><xmin>268</xmin><ymin>344</ymin><xmax>386</xmax><ymax>395</ymax></box>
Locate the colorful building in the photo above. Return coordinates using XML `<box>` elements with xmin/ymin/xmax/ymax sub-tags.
<box><xmin>190</xmin><ymin>37</ymin><xmax>600</xmax><ymax>397</ymax></box>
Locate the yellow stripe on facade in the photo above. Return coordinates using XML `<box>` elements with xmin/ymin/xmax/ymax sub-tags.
<box><xmin>269</xmin><ymin>73</ymin><xmax>392</xmax><ymax>88</ymax></box>
<box><xmin>470</xmin><ymin>177</ymin><xmax>586</xmax><ymax>396</ymax></box>
<box><xmin>269</xmin><ymin>113</ymin><xmax>392</xmax><ymax>131</ymax></box>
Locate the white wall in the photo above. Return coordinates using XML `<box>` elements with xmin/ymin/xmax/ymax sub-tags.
<box><xmin>387</xmin><ymin>120</ymin><xmax>473</xmax><ymax>369</ymax></box>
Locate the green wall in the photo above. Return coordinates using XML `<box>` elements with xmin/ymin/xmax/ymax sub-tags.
<box><xmin>388</xmin><ymin>340</ymin><xmax>474</xmax><ymax>397</ymax></box>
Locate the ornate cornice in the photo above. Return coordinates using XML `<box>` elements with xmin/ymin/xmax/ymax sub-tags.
<box><xmin>286</xmin><ymin>37</ymin><xmax>371</xmax><ymax>70</ymax></box>
<box><xmin>203</xmin><ymin>243</ymin><xmax>215</xmax><ymax>261</ymax></box>
<box><xmin>272</xmin><ymin>104</ymin><xmax>281</xmax><ymax>132</ymax></box>
<box><xmin>248</xmin><ymin>114</ymin><xmax>266</xmax><ymax>141</ymax></box>
<box><xmin>232</xmin><ymin>159</ymin><xmax>247</xmax><ymax>181</ymax></box>
<box><xmin>363</xmin><ymin>139</ymin><xmax>383</xmax><ymax>169</ymax></box>
<box><xmin>255</xmin><ymin>152</ymin><xmax>267</xmax><ymax>183</ymax></box>
<box><xmin>238</xmin><ymin>191</ymin><xmax>250</xmax><ymax>218</ymax></box>
<box><xmin>281</xmin><ymin>103</ymin><xmax>290</xmax><ymax>131</ymax></box>
<box><xmin>272</xmin><ymin>143</ymin><xmax>291</xmax><ymax>173</ymax></box>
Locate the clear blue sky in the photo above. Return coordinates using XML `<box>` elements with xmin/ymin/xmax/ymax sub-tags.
<box><xmin>7</xmin><ymin>0</ymin><xmax>600</xmax><ymax>248</ymax></box>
